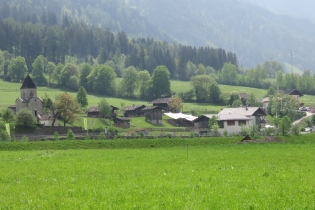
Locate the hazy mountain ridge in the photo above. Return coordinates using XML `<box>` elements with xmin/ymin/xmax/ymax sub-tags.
<box><xmin>127</xmin><ymin>0</ymin><xmax>315</xmax><ymax>69</ymax></box>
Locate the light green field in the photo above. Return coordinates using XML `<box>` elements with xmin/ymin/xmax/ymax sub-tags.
<box><xmin>1</xmin><ymin>143</ymin><xmax>315</xmax><ymax>209</ymax></box>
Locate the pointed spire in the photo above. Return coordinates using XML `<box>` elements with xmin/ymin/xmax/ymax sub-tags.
<box><xmin>20</xmin><ymin>75</ymin><xmax>37</xmax><ymax>89</ymax></box>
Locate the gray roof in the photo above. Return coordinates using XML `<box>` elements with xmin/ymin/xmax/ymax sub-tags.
<box><xmin>142</xmin><ymin>106</ymin><xmax>162</xmax><ymax>111</ymax></box>
<box><xmin>124</xmin><ymin>104</ymin><xmax>146</xmax><ymax>111</ymax></box>
<box><xmin>218</xmin><ymin>107</ymin><xmax>266</xmax><ymax>116</ymax></box>
<box><xmin>87</xmin><ymin>106</ymin><xmax>99</xmax><ymax>112</ymax></box>
<box><xmin>150</xmin><ymin>98</ymin><xmax>171</xmax><ymax>104</ymax></box>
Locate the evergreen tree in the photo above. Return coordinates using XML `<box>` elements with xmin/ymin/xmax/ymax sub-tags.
<box><xmin>76</xmin><ymin>86</ymin><xmax>88</xmax><ymax>108</ymax></box>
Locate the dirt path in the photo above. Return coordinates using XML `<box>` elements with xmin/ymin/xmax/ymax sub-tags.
<box><xmin>292</xmin><ymin>112</ymin><xmax>315</xmax><ymax>125</ymax></box>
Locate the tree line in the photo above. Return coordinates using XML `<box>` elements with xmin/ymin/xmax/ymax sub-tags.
<box><xmin>0</xmin><ymin>16</ymin><xmax>237</xmax><ymax>81</ymax></box>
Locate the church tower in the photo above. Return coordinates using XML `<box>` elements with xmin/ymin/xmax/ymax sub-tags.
<box><xmin>15</xmin><ymin>75</ymin><xmax>43</xmax><ymax>115</ymax></box>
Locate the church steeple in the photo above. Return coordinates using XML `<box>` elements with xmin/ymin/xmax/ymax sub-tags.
<box><xmin>20</xmin><ymin>75</ymin><xmax>37</xmax><ymax>99</ymax></box>
<box><xmin>20</xmin><ymin>75</ymin><xmax>37</xmax><ymax>89</ymax></box>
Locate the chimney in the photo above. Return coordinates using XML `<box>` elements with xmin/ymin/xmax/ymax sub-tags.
<box><xmin>246</xmin><ymin>105</ymin><xmax>248</xmax><ymax>111</ymax></box>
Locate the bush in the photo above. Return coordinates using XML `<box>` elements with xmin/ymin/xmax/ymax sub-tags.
<box><xmin>66</xmin><ymin>129</ymin><xmax>75</xmax><ymax>140</ymax></box>
<box><xmin>0</xmin><ymin>130</ymin><xmax>11</xmax><ymax>141</ymax></box>
<box><xmin>97</xmin><ymin>132</ymin><xmax>106</xmax><ymax>140</ymax></box>
<box><xmin>20</xmin><ymin>135</ymin><xmax>29</xmax><ymax>141</ymax></box>
<box><xmin>54</xmin><ymin>131</ymin><xmax>59</xmax><ymax>140</ymax></box>
<box><xmin>291</xmin><ymin>125</ymin><xmax>300</xmax><ymax>136</ymax></box>
<box><xmin>84</xmin><ymin>133</ymin><xmax>90</xmax><ymax>140</ymax></box>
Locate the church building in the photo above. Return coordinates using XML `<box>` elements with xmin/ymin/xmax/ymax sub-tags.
<box><xmin>14</xmin><ymin>75</ymin><xmax>43</xmax><ymax>116</ymax></box>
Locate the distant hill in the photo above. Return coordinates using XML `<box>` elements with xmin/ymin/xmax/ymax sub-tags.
<box><xmin>247</xmin><ymin>0</ymin><xmax>315</xmax><ymax>20</ymax></box>
<box><xmin>127</xmin><ymin>0</ymin><xmax>315</xmax><ymax>69</ymax></box>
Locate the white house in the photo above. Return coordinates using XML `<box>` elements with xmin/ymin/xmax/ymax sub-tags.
<box><xmin>218</xmin><ymin>107</ymin><xmax>267</xmax><ymax>128</ymax></box>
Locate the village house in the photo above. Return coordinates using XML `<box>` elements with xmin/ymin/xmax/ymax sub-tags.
<box><xmin>123</xmin><ymin>104</ymin><xmax>146</xmax><ymax>117</ymax></box>
<box><xmin>277</xmin><ymin>89</ymin><xmax>304</xmax><ymax>100</ymax></box>
<box><xmin>218</xmin><ymin>107</ymin><xmax>267</xmax><ymax>128</ymax></box>
<box><xmin>150</xmin><ymin>98</ymin><xmax>172</xmax><ymax>111</ymax></box>
<box><xmin>193</xmin><ymin>113</ymin><xmax>251</xmax><ymax>135</ymax></box>
<box><xmin>142</xmin><ymin>106</ymin><xmax>163</xmax><ymax>124</ymax></box>
<box><xmin>164</xmin><ymin>112</ymin><xmax>197</xmax><ymax>127</ymax></box>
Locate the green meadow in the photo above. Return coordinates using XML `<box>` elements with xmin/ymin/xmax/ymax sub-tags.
<box><xmin>1</xmin><ymin>79</ymin><xmax>314</xmax><ymax>110</ymax></box>
<box><xmin>1</xmin><ymin>136</ymin><xmax>315</xmax><ymax>209</ymax></box>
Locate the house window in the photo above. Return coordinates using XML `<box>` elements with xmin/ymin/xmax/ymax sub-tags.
<box><xmin>30</xmin><ymin>91</ymin><xmax>33</xmax><ymax>97</ymax></box>
<box><xmin>218</xmin><ymin>121</ymin><xmax>224</xmax><ymax>128</ymax></box>
<box><xmin>239</xmin><ymin>120</ymin><xmax>247</xmax><ymax>126</ymax></box>
<box><xmin>227</xmin><ymin>121</ymin><xmax>235</xmax><ymax>126</ymax></box>
<box><xmin>23</xmin><ymin>92</ymin><xmax>25</xmax><ymax>97</ymax></box>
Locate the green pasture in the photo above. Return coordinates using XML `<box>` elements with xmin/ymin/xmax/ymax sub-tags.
<box><xmin>1</xmin><ymin>139</ymin><xmax>315</xmax><ymax>209</ymax></box>
<box><xmin>1</xmin><ymin>79</ymin><xmax>314</xmax><ymax>112</ymax></box>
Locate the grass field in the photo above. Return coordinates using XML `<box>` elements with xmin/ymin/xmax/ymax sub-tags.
<box><xmin>1</xmin><ymin>137</ymin><xmax>315</xmax><ymax>209</ymax></box>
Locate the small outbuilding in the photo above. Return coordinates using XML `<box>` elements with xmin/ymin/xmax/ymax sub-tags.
<box><xmin>87</xmin><ymin>106</ymin><xmax>100</xmax><ymax>117</ymax></box>
<box><xmin>150</xmin><ymin>98</ymin><xmax>172</xmax><ymax>111</ymax></box>
<box><xmin>113</xmin><ymin>117</ymin><xmax>131</xmax><ymax>128</ymax></box>
<box><xmin>142</xmin><ymin>106</ymin><xmax>163</xmax><ymax>124</ymax></box>
<box><xmin>123</xmin><ymin>104</ymin><xmax>146</xmax><ymax>117</ymax></box>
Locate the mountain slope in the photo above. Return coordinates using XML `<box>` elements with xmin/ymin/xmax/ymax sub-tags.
<box><xmin>127</xmin><ymin>0</ymin><xmax>315</xmax><ymax>69</ymax></box>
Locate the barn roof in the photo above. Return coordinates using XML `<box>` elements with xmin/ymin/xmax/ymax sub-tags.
<box><xmin>150</xmin><ymin>98</ymin><xmax>172</xmax><ymax>104</ymax></box>
<box><xmin>142</xmin><ymin>106</ymin><xmax>162</xmax><ymax>111</ymax></box>
<box><xmin>124</xmin><ymin>104</ymin><xmax>146</xmax><ymax>111</ymax></box>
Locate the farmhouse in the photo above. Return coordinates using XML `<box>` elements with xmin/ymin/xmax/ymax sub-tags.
<box><xmin>150</xmin><ymin>98</ymin><xmax>172</xmax><ymax>111</ymax></box>
<box><xmin>218</xmin><ymin>107</ymin><xmax>267</xmax><ymax>128</ymax></box>
<box><xmin>142</xmin><ymin>106</ymin><xmax>163</xmax><ymax>124</ymax></box>
<box><xmin>12</xmin><ymin>75</ymin><xmax>43</xmax><ymax>115</ymax></box>
<box><xmin>193</xmin><ymin>113</ymin><xmax>251</xmax><ymax>135</ymax></box>
<box><xmin>123</xmin><ymin>104</ymin><xmax>146</xmax><ymax>117</ymax></box>
<box><xmin>277</xmin><ymin>89</ymin><xmax>303</xmax><ymax>100</ymax></box>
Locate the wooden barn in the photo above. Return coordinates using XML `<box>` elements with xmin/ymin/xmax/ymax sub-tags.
<box><xmin>87</xmin><ymin>106</ymin><xmax>100</xmax><ymax>117</ymax></box>
<box><xmin>113</xmin><ymin>117</ymin><xmax>131</xmax><ymax>128</ymax></box>
<box><xmin>142</xmin><ymin>106</ymin><xmax>163</xmax><ymax>124</ymax></box>
<box><xmin>150</xmin><ymin>98</ymin><xmax>172</xmax><ymax>111</ymax></box>
<box><xmin>123</xmin><ymin>104</ymin><xmax>146</xmax><ymax>117</ymax></box>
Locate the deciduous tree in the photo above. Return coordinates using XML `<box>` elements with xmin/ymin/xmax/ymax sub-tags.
<box><xmin>32</xmin><ymin>55</ymin><xmax>47</xmax><ymax>86</ymax></box>
<box><xmin>51</xmin><ymin>93</ymin><xmax>81</xmax><ymax>127</ymax></box>
<box><xmin>16</xmin><ymin>108</ymin><xmax>37</xmax><ymax>128</ymax></box>
<box><xmin>137</xmin><ymin>70</ymin><xmax>151</xmax><ymax>99</ymax></box>
<box><xmin>168</xmin><ymin>96</ymin><xmax>183</xmax><ymax>113</ymax></box>
<box><xmin>148</xmin><ymin>65</ymin><xmax>171</xmax><ymax>98</ymax></box>
<box><xmin>98</xmin><ymin>99</ymin><xmax>111</xmax><ymax>118</ymax></box>
<box><xmin>120</xmin><ymin>66</ymin><xmax>138</xmax><ymax>98</ymax></box>
<box><xmin>1</xmin><ymin>108</ymin><xmax>15</xmax><ymax>123</ymax></box>
<box><xmin>8</xmin><ymin>56</ymin><xmax>28</xmax><ymax>82</ymax></box>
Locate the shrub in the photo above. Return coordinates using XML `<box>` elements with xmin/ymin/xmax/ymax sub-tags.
<box><xmin>54</xmin><ymin>131</ymin><xmax>59</xmax><ymax>140</ymax></box>
<box><xmin>0</xmin><ymin>130</ymin><xmax>11</xmax><ymax>141</ymax></box>
<box><xmin>84</xmin><ymin>133</ymin><xmax>90</xmax><ymax>140</ymax></box>
<box><xmin>97</xmin><ymin>132</ymin><xmax>106</xmax><ymax>140</ymax></box>
<box><xmin>66</xmin><ymin>129</ymin><xmax>75</xmax><ymax>140</ymax></box>
<box><xmin>20</xmin><ymin>135</ymin><xmax>29</xmax><ymax>142</ymax></box>
<box><xmin>291</xmin><ymin>125</ymin><xmax>300</xmax><ymax>136</ymax></box>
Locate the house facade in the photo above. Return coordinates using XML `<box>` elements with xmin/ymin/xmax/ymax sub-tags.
<box><xmin>193</xmin><ymin>114</ymin><xmax>251</xmax><ymax>135</ymax></box>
